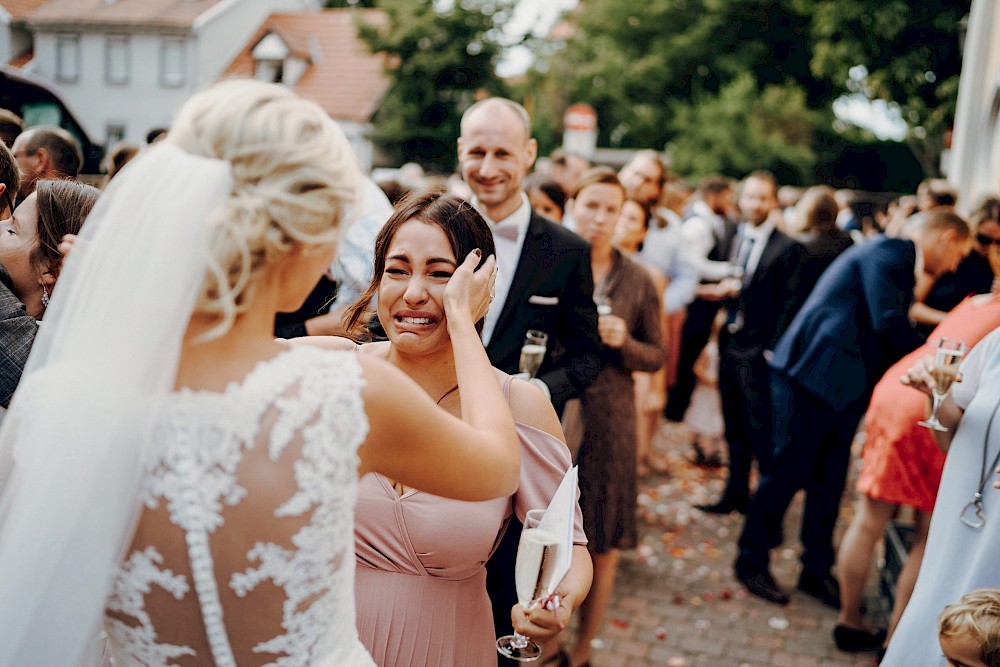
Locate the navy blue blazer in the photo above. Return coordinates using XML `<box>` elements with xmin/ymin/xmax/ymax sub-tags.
<box><xmin>769</xmin><ymin>236</ymin><xmax>924</xmax><ymax>411</ymax></box>
<box><xmin>485</xmin><ymin>210</ymin><xmax>602</xmax><ymax>407</ymax></box>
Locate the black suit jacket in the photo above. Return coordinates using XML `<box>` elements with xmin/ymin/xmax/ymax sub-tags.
<box><xmin>770</xmin><ymin>236</ymin><xmax>923</xmax><ymax>411</ymax></box>
<box><xmin>722</xmin><ymin>227</ymin><xmax>806</xmax><ymax>357</ymax></box>
<box><xmin>0</xmin><ymin>266</ymin><xmax>37</xmax><ymax>408</ymax></box>
<box><xmin>485</xmin><ymin>211</ymin><xmax>602</xmax><ymax>408</ymax></box>
<box><xmin>796</xmin><ymin>229</ymin><xmax>854</xmax><ymax>297</ymax></box>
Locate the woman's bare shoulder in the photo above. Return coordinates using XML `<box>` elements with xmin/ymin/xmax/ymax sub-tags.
<box><xmin>497</xmin><ymin>369</ymin><xmax>565</xmax><ymax>442</ymax></box>
<box><xmin>285</xmin><ymin>335</ymin><xmax>358</xmax><ymax>352</ymax></box>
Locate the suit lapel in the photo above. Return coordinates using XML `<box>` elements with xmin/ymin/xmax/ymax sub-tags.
<box><xmin>747</xmin><ymin>229</ymin><xmax>780</xmax><ymax>286</ymax></box>
<box><xmin>488</xmin><ymin>212</ymin><xmax>548</xmax><ymax>353</ymax></box>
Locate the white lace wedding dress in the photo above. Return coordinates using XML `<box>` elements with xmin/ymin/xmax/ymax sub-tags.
<box><xmin>103</xmin><ymin>346</ymin><xmax>376</xmax><ymax>666</ymax></box>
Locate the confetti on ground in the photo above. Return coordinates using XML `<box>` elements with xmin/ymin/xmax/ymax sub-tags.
<box><xmin>768</xmin><ymin>617</ymin><xmax>791</xmax><ymax>630</ymax></box>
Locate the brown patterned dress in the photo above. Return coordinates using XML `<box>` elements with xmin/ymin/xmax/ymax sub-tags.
<box><xmin>578</xmin><ymin>250</ymin><xmax>665</xmax><ymax>553</ymax></box>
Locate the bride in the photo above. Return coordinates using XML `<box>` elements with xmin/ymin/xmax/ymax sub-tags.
<box><xmin>0</xmin><ymin>80</ymin><xmax>519</xmax><ymax>666</ymax></box>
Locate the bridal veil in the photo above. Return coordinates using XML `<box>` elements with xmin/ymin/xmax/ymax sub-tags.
<box><xmin>0</xmin><ymin>143</ymin><xmax>234</xmax><ymax>665</ymax></box>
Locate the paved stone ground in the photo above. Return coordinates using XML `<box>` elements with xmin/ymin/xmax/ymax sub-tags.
<box><xmin>560</xmin><ymin>420</ymin><xmax>885</xmax><ymax>667</ymax></box>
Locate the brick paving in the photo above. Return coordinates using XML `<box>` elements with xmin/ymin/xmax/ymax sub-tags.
<box><xmin>561</xmin><ymin>420</ymin><xmax>885</xmax><ymax>667</ymax></box>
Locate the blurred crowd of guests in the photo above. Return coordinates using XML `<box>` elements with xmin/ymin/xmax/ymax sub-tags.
<box><xmin>1</xmin><ymin>91</ymin><xmax>999</xmax><ymax>667</ymax></box>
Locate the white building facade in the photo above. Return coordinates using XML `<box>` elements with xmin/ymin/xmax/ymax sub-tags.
<box><xmin>950</xmin><ymin>0</ymin><xmax>1000</xmax><ymax>208</ymax></box>
<box><xmin>22</xmin><ymin>0</ymin><xmax>317</xmax><ymax>147</ymax></box>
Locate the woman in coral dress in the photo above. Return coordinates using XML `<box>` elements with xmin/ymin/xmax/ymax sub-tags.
<box><xmin>834</xmin><ymin>290</ymin><xmax>1000</xmax><ymax>652</ymax></box>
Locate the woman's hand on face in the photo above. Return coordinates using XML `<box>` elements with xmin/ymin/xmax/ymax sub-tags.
<box><xmin>597</xmin><ymin>314</ymin><xmax>628</xmax><ymax>349</ymax></box>
<box><xmin>443</xmin><ymin>250</ymin><xmax>496</xmax><ymax>325</ymax></box>
<box><xmin>510</xmin><ymin>591</ymin><xmax>573</xmax><ymax>642</ymax></box>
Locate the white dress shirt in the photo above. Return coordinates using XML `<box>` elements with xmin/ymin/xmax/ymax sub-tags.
<box><xmin>680</xmin><ymin>200</ymin><xmax>736</xmax><ymax>281</ymax></box>
<box><xmin>475</xmin><ymin>193</ymin><xmax>532</xmax><ymax>346</ymax></box>
<box><xmin>639</xmin><ymin>209</ymin><xmax>699</xmax><ymax>313</ymax></box>
<box><xmin>740</xmin><ymin>217</ymin><xmax>777</xmax><ymax>282</ymax></box>
<box><xmin>329</xmin><ymin>178</ymin><xmax>395</xmax><ymax>309</ymax></box>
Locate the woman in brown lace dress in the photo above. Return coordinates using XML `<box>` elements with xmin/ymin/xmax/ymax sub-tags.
<box><xmin>564</xmin><ymin>168</ymin><xmax>665</xmax><ymax>667</ymax></box>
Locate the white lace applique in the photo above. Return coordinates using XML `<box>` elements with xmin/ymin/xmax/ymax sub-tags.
<box><xmin>105</xmin><ymin>547</ymin><xmax>194</xmax><ymax>666</ymax></box>
<box><xmin>105</xmin><ymin>348</ymin><xmax>372</xmax><ymax>667</ymax></box>
<box><xmin>231</xmin><ymin>350</ymin><xmax>368</xmax><ymax>665</ymax></box>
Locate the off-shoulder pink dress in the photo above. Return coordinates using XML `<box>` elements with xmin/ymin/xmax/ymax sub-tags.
<box><xmin>354</xmin><ymin>376</ymin><xmax>587</xmax><ymax>667</ymax></box>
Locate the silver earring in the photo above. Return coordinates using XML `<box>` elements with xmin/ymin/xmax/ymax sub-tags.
<box><xmin>41</xmin><ymin>284</ymin><xmax>50</xmax><ymax>308</ymax></box>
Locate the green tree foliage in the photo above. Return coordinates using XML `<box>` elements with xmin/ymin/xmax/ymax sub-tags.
<box><xmin>668</xmin><ymin>74</ymin><xmax>818</xmax><ymax>184</ymax></box>
<box><xmin>357</xmin><ymin>0</ymin><xmax>511</xmax><ymax>171</ymax></box>
<box><xmin>533</xmin><ymin>0</ymin><xmax>820</xmax><ymax>151</ymax></box>
<box><xmin>532</xmin><ymin>0</ymin><xmax>969</xmax><ymax>182</ymax></box>
<box><xmin>800</xmin><ymin>0</ymin><xmax>969</xmax><ymax>176</ymax></box>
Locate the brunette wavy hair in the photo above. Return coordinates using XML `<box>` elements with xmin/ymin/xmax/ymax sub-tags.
<box><xmin>343</xmin><ymin>188</ymin><xmax>496</xmax><ymax>338</ymax></box>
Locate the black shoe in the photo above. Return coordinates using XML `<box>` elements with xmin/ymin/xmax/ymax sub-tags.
<box><xmin>833</xmin><ymin>624</ymin><xmax>887</xmax><ymax>653</ymax></box>
<box><xmin>797</xmin><ymin>572</ymin><xmax>841</xmax><ymax>609</ymax></box>
<box><xmin>695</xmin><ymin>497</ymin><xmax>748</xmax><ymax>514</ymax></box>
<box><xmin>735</xmin><ymin>568</ymin><xmax>790</xmax><ymax>605</ymax></box>
<box><xmin>690</xmin><ymin>440</ymin><xmax>724</xmax><ymax>468</ymax></box>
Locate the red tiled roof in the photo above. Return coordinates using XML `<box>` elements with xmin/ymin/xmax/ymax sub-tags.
<box><xmin>1</xmin><ymin>0</ymin><xmax>49</xmax><ymax>22</ymax></box>
<box><xmin>26</xmin><ymin>0</ymin><xmax>226</xmax><ymax>28</ymax></box>
<box><xmin>223</xmin><ymin>9</ymin><xmax>389</xmax><ymax>124</ymax></box>
<box><xmin>9</xmin><ymin>50</ymin><xmax>32</xmax><ymax>68</ymax></box>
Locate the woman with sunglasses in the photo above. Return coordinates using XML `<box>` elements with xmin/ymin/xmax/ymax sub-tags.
<box><xmin>911</xmin><ymin>196</ymin><xmax>1000</xmax><ymax>336</ymax></box>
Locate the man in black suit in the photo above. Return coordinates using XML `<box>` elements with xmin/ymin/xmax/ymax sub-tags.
<box><xmin>458</xmin><ymin>98</ymin><xmax>601</xmax><ymax>659</ymax></box>
<box><xmin>458</xmin><ymin>98</ymin><xmax>602</xmax><ymax>412</ymax></box>
<box><xmin>696</xmin><ymin>172</ymin><xmax>806</xmax><ymax>515</ymax></box>
<box><xmin>735</xmin><ymin>209</ymin><xmax>971</xmax><ymax>608</ymax></box>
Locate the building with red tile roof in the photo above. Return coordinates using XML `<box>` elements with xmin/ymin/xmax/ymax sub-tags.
<box><xmin>4</xmin><ymin>0</ymin><xmax>318</xmax><ymax>150</ymax></box>
<box><xmin>223</xmin><ymin>9</ymin><xmax>390</xmax><ymax>170</ymax></box>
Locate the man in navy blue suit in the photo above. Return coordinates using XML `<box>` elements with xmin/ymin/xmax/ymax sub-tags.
<box><xmin>735</xmin><ymin>209</ymin><xmax>971</xmax><ymax>610</ymax></box>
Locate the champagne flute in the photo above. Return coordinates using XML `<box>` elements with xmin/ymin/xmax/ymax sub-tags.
<box><xmin>520</xmin><ymin>330</ymin><xmax>548</xmax><ymax>378</ymax></box>
<box><xmin>594</xmin><ymin>293</ymin><xmax>613</xmax><ymax>318</ymax></box>
<box><xmin>496</xmin><ymin>509</ymin><xmax>560</xmax><ymax>662</ymax></box>
<box><xmin>918</xmin><ymin>337</ymin><xmax>966</xmax><ymax>432</ymax></box>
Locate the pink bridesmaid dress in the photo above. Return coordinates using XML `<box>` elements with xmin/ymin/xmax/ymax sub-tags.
<box><xmin>354</xmin><ymin>379</ymin><xmax>586</xmax><ymax>667</ymax></box>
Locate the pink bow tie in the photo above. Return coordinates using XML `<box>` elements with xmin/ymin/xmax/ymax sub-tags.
<box><xmin>493</xmin><ymin>224</ymin><xmax>519</xmax><ymax>242</ymax></box>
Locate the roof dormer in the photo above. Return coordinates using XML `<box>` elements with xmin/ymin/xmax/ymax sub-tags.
<box><xmin>252</xmin><ymin>32</ymin><xmax>307</xmax><ymax>87</ymax></box>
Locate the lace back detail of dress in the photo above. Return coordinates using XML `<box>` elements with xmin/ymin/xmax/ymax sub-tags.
<box><xmin>104</xmin><ymin>347</ymin><xmax>374</xmax><ymax>666</ymax></box>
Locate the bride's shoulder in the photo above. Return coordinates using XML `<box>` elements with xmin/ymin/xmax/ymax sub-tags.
<box><xmin>285</xmin><ymin>335</ymin><xmax>359</xmax><ymax>353</ymax></box>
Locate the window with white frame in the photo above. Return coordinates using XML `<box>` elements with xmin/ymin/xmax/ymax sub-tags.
<box><xmin>160</xmin><ymin>38</ymin><xmax>186</xmax><ymax>87</ymax></box>
<box><xmin>56</xmin><ymin>34</ymin><xmax>80</xmax><ymax>83</ymax></box>
<box><xmin>105</xmin><ymin>35</ymin><xmax>129</xmax><ymax>84</ymax></box>
<box><xmin>106</xmin><ymin>123</ymin><xmax>126</xmax><ymax>149</ymax></box>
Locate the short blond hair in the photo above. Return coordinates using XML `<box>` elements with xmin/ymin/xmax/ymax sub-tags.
<box><xmin>940</xmin><ymin>589</ymin><xmax>1000</xmax><ymax>667</ymax></box>
<box><xmin>167</xmin><ymin>79</ymin><xmax>360</xmax><ymax>337</ymax></box>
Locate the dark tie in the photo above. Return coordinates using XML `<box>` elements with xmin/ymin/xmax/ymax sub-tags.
<box><xmin>726</xmin><ymin>234</ymin><xmax>755</xmax><ymax>333</ymax></box>
<box><xmin>734</xmin><ymin>234</ymin><xmax>756</xmax><ymax>280</ymax></box>
<box><xmin>493</xmin><ymin>224</ymin><xmax>519</xmax><ymax>242</ymax></box>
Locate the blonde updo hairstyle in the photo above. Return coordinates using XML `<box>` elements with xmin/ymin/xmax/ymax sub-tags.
<box><xmin>167</xmin><ymin>79</ymin><xmax>360</xmax><ymax>337</ymax></box>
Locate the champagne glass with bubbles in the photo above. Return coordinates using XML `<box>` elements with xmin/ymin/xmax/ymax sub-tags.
<box><xmin>496</xmin><ymin>509</ymin><xmax>560</xmax><ymax>661</ymax></box>
<box><xmin>520</xmin><ymin>330</ymin><xmax>548</xmax><ymax>378</ymax></box>
<box><xmin>918</xmin><ymin>337</ymin><xmax>966</xmax><ymax>432</ymax></box>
